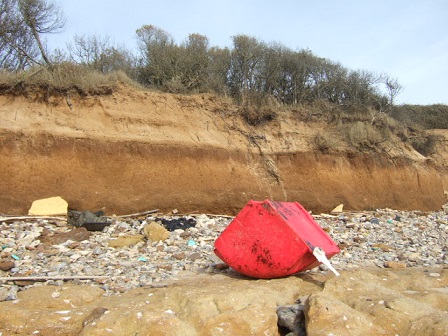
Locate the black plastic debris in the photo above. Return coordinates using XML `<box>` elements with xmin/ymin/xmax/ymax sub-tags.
<box><xmin>155</xmin><ymin>217</ymin><xmax>196</xmax><ymax>231</ymax></box>
<box><xmin>68</xmin><ymin>210</ymin><xmax>111</xmax><ymax>231</ymax></box>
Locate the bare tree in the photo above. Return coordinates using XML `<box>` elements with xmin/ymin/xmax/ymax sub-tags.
<box><xmin>382</xmin><ymin>75</ymin><xmax>403</xmax><ymax>106</ymax></box>
<box><xmin>68</xmin><ymin>34</ymin><xmax>112</xmax><ymax>66</ymax></box>
<box><xmin>0</xmin><ymin>0</ymin><xmax>40</xmax><ymax>69</ymax></box>
<box><xmin>0</xmin><ymin>0</ymin><xmax>65</xmax><ymax>70</ymax></box>
<box><xmin>18</xmin><ymin>0</ymin><xmax>65</xmax><ymax>69</ymax></box>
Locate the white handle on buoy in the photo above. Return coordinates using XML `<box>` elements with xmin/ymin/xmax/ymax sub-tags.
<box><xmin>313</xmin><ymin>247</ymin><xmax>340</xmax><ymax>276</ymax></box>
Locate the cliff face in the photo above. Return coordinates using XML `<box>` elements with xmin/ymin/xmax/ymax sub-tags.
<box><xmin>1</xmin><ymin>86</ymin><xmax>447</xmax><ymax>215</ymax></box>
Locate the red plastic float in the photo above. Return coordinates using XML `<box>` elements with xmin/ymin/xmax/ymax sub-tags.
<box><xmin>214</xmin><ymin>200</ymin><xmax>340</xmax><ymax>278</ymax></box>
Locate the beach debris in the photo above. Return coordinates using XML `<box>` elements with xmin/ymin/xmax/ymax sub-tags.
<box><xmin>68</xmin><ymin>210</ymin><xmax>111</xmax><ymax>231</ymax></box>
<box><xmin>143</xmin><ymin>222</ymin><xmax>170</xmax><ymax>242</ymax></box>
<box><xmin>28</xmin><ymin>196</ymin><xmax>68</xmax><ymax>216</ymax></box>
<box><xmin>332</xmin><ymin>204</ymin><xmax>344</xmax><ymax>213</ymax></box>
<box><xmin>187</xmin><ymin>239</ymin><xmax>197</xmax><ymax>246</ymax></box>
<box><xmin>215</xmin><ymin>200</ymin><xmax>340</xmax><ymax>278</ymax></box>
<box><xmin>155</xmin><ymin>217</ymin><xmax>196</xmax><ymax>231</ymax></box>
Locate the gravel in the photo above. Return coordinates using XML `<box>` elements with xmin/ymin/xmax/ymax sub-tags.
<box><xmin>1</xmin><ymin>205</ymin><xmax>447</xmax><ymax>298</ymax></box>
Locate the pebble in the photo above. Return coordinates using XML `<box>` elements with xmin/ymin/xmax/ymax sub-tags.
<box><xmin>1</xmin><ymin>205</ymin><xmax>448</xmax><ymax>297</ymax></box>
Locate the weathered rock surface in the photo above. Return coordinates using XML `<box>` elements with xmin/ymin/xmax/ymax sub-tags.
<box><xmin>306</xmin><ymin>268</ymin><xmax>448</xmax><ymax>335</ymax></box>
<box><xmin>0</xmin><ymin>269</ymin><xmax>447</xmax><ymax>335</ymax></box>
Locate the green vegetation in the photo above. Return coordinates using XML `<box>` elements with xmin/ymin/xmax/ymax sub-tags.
<box><xmin>1</xmin><ymin>0</ymin><xmax>447</xmax><ymax>157</ymax></box>
<box><xmin>391</xmin><ymin>105</ymin><xmax>448</xmax><ymax>130</ymax></box>
<box><xmin>1</xmin><ymin>1</ymin><xmax>399</xmax><ymax>109</ymax></box>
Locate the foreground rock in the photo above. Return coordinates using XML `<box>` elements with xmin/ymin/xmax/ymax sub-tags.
<box><xmin>0</xmin><ymin>269</ymin><xmax>447</xmax><ymax>335</ymax></box>
<box><xmin>306</xmin><ymin>268</ymin><xmax>448</xmax><ymax>336</ymax></box>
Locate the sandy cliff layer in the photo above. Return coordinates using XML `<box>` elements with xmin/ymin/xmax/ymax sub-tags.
<box><xmin>1</xmin><ymin>86</ymin><xmax>448</xmax><ymax>215</ymax></box>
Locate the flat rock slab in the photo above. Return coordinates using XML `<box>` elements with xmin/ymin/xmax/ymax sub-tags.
<box><xmin>1</xmin><ymin>268</ymin><xmax>447</xmax><ymax>335</ymax></box>
<box><xmin>28</xmin><ymin>196</ymin><xmax>68</xmax><ymax>216</ymax></box>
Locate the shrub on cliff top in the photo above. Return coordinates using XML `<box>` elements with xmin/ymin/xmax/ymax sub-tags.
<box><xmin>0</xmin><ymin>63</ymin><xmax>135</xmax><ymax>96</ymax></box>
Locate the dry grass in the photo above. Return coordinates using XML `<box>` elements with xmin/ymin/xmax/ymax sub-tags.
<box><xmin>0</xmin><ymin>63</ymin><xmax>137</xmax><ymax>97</ymax></box>
<box><xmin>339</xmin><ymin>121</ymin><xmax>385</xmax><ymax>149</ymax></box>
<box><xmin>409</xmin><ymin>134</ymin><xmax>439</xmax><ymax>157</ymax></box>
<box><xmin>314</xmin><ymin>132</ymin><xmax>336</xmax><ymax>153</ymax></box>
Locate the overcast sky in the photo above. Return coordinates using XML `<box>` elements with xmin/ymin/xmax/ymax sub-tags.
<box><xmin>47</xmin><ymin>0</ymin><xmax>448</xmax><ymax>105</ymax></box>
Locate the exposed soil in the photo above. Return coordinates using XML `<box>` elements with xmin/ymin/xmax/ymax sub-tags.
<box><xmin>1</xmin><ymin>85</ymin><xmax>448</xmax><ymax>215</ymax></box>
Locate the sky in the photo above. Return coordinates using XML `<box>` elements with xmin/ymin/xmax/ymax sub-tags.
<box><xmin>47</xmin><ymin>0</ymin><xmax>448</xmax><ymax>105</ymax></box>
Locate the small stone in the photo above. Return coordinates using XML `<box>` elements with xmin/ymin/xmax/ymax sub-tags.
<box><xmin>188</xmin><ymin>252</ymin><xmax>202</xmax><ymax>261</ymax></box>
<box><xmin>68</xmin><ymin>242</ymin><xmax>81</xmax><ymax>249</ymax></box>
<box><xmin>213</xmin><ymin>263</ymin><xmax>229</xmax><ymax>270</ymax></box>
<box><xmin>373</xmin><ymin>243</ymin><xmax>394</xmax><ymax>252</ymax></box>
<box><xmin>172</xmin><ymin>252</ymin><xmax>185</xmax><ymax>260</ymax></box>
<box><xmin>40</xmin><ymin>227</ymin><xmax>91</xmax><ymax>245</ymax></box>
<box><xmin>408</xmin><ymin>253</ymin><xmax>420</xmax><ymax>262</ymax></box>
<box><xmin>384</xmin><ymin>261</ymin><xmax>406</xmax><ymax>269</ymax></box>
<box><xmin>428</xmin><ymin>273</ymin><xmax>441</xmax><ymax>277</ymax></box>
<box><xmin>179</xmin><ymin>231</ymin><xmax>191</xmax><ymax>238</ymax></box>
<box><xmin>0</xmin><ymin>261</ymin><xmax>15</xmax><ymax>271</ymax></box>
<box><xmin>338</xmin><ymin>243</ymin><xmax>350</xmax><ymax>250</ymax></box>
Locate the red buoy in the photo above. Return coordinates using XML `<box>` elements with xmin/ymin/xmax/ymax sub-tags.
<box><xmin>214</xmin><ymin>200</ymin><xmax>340</xmax><ymax>278</ymax></box>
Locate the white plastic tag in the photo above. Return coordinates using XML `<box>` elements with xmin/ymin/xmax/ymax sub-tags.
<box><xmin>313</xmin><ymin>247</ymin><xmax>340</xmax><ymax>276</ymax></box>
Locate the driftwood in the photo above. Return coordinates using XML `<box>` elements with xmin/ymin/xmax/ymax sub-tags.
<box><xmin>0</xmin><ymin>216</ymin><xmax>67</xmax><ymax>223</ymax></box>
<box><xmin>189</xmin><ymin>213</ymin><xmax>235</xmax><ymax>219</ymax></box>
<box><xmin>0</xmin><ymin>209</ymin><xmax>160</xmax><ymax>222</ymax></box>
<box><xmin>0</xmin><ymin>275</ymin><xmax>108</xmax><ymax>282</ymax></box>
<box><xmin>116</xmin><ymin>209</ymin><xmax>159</xmax><ymax>218</ymax></box>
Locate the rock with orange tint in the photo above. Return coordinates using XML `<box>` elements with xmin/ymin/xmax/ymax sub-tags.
<box><xmin>384</xmin><ymin>261</ymin><xmax>406</xmax><ymax>269</ymax></box>
<box><xmin>28</xmin><ymin>196</ymin><xmax>68</xmax><ymax>216</ymax></box>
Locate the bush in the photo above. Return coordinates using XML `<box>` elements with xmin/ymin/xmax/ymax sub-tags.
<box><xmin>409</xmin><ymin>134</ymin><xmax>438</xmax><ymax>156</ymax></box>
<box><xmin>239</xmin><ymin>105</ymin><xmax>277</xmax><ymax>126</ymax></box>
<box><xmin>314</xmin><ymin>132</ymin><xmax>335</xmax><ymax>153</ymax></box>
<box><xmin>340</xmin><ymin>121</ymin><xmax>385</xmax><ymax>149</ymax></box>
<box><xmin>238</xmin><ymin>91</ymin><xmax>279</xmax><ymax>126</ymax></box>
<box><xmin>391</xmin><ymin>104</ymin><xmax>448</xmax><ymax>129</ymax></box>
